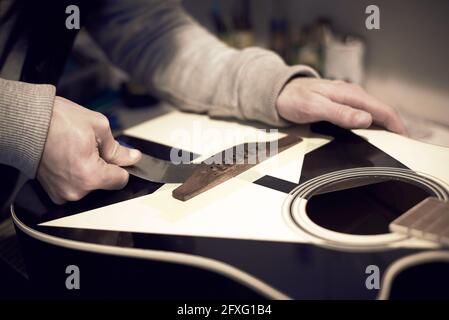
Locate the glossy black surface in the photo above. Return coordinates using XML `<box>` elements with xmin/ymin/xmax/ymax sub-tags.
<box><xmin>306</xmin><ymin>178</ymin><xmax>435</xmax><ymax>235</ymax></box>
<box><xmin>13</xmin><ymin>126</ymin><xmax>449</xmax><ymax>299</ymax></box>
<box><xmin>255</xmin><ymin>122</ymin><xmax>407</xmax><ymax>192</ymax></box>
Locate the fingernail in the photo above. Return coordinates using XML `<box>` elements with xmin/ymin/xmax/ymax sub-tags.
<box><xmin>130</xmin><ymin>149</ymin><xmax>142</xmax><ymax>160</ymax></box>
<box><xmin>355</xmin><ymin>112</ymin><xmax>372</xmax><ymax>127</ymax></box>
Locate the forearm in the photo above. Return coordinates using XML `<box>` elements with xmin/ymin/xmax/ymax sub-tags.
<box><xmin>87</xmin><ymin>0</ymin><xmax>319</xmax><ymax>126</ymax></box>
<box><xmin>0</xmin><ymin>77</ymin><xmax>55</xmax><ymax>178</ymax></box>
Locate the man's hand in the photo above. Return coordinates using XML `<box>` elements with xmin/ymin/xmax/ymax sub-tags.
<box><xmin>276</xmin><ymin>78</ymin><xmax>407</xmax><ymax>135</ymax></box>
<box><xmin>37</xmin><ymin>97</ymin><xmax>142</xmax><ymax>204</ymax></box>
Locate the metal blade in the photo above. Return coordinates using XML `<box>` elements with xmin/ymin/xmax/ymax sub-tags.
<box><xmin>124</xmin><ymin>153</ymin><xmax>198</xmax><ymax>183</ymax></box>
<box><xmin>125</xmin><ymin>136</ymin><xmax>301</xmax><ymax>185</ymax></box>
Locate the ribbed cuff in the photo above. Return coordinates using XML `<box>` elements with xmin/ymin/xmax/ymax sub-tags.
<box><xmin>267</xmin><ymin>64</ymin><xmax>321</xmax><ymax>127</ymax></box>
<box><xmin>237</xmin><ymin>48</ymin><xmax>320</xmax><ymax>127</ymax></box>
<box><xmin>0</xmin><ymin>78</ymin><xmax>56</xmax><ymax>179</ymax></box>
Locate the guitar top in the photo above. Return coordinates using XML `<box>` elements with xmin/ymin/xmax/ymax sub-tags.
<box><xmin>12</xmin><ymin>110</ymin><xmax>449</xmax><ymax>299</ymax></box>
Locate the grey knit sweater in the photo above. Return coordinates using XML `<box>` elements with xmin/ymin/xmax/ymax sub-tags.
<box><xmin>0</xmin><ymin>0</ymin><xmax>318</xmax><ymax>179</ymax></box>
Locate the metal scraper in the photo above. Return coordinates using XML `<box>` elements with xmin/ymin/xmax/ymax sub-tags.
<box><xmin>123</xmin><ymin>135</ymin><xmax>301</xmax><ymax>196</ymax></box>
<box><xmin>124</xmin><ymin>153</ymin><xmax>197</xmax><ymax>183</ymax></box>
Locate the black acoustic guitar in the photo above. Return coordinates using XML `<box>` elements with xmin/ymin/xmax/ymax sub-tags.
<box><xmin>11</xmin><ymin>111</ymin><xmax>449</xmax><ymax>299</ymax></box>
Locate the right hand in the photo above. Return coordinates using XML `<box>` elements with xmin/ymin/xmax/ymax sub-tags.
<box><xmin>37</xmin><ymin>97</ymin><xmax>142</xmax><ymax>204</ymax></box>
<box><xmin>276</xmin><ymin>78</ymin><xmax>407</xmax><ymax>135</ymax></box>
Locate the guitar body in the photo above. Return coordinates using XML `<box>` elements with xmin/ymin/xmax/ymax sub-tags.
<box><xmin>12</xmin><ymin>110</ymin><xmax>449</xmax><ymax>299</ymax></box>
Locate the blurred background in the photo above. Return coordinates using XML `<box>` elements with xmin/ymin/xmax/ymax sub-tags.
<box><xmin>57</xmin><ymin>0</ymin><xmax>449</xmax><ymax>144</ymax></box>
<box><xmin>2</xmin><ymin>0</ymin><xmax>449</xmax><ymax>298</ymax></box>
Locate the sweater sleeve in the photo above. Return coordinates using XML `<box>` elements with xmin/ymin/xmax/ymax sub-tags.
<box><xmin>86</xmin><ymin>0</ymin><xmax>319</xmax><ymax>127</ymax></box>
<box><xmin>0</xmin><ymin>77</ymin><xmax>55</xmax><ymax>178</ymax></box>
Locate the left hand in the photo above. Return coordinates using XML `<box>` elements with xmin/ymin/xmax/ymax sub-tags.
<box><xmin>276</xmin><ymin>78</ymin><xmax>407</xmax><ymax>135</ymax></box>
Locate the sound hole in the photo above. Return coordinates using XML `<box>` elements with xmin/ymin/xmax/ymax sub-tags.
<box><xmin>305</xmin><ymin>178</ymin><xmax>435</xmax><ymax>235</ymax></box>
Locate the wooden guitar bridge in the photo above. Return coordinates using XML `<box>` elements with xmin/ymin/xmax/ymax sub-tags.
<box><xmin>172</xmin><ymin>135</ymin><xmax>302</xmax><ymax>201</ymax></box>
